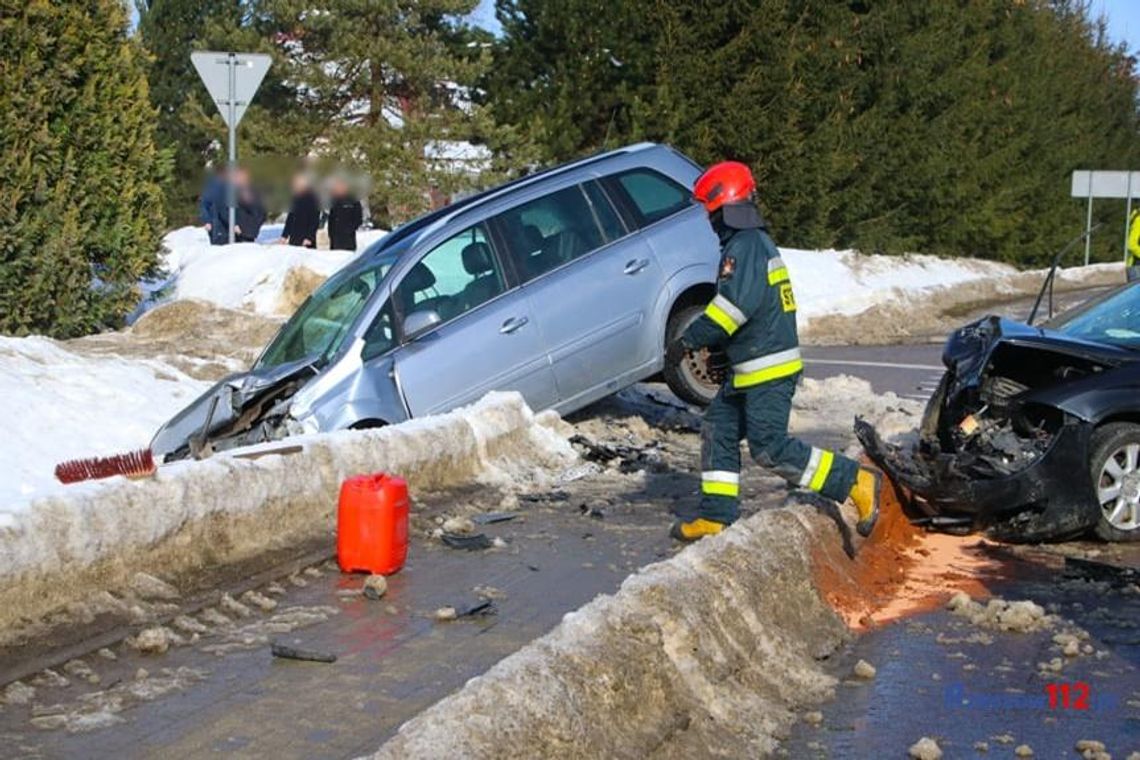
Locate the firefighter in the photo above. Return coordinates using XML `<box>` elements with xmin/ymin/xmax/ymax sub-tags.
<box><xmin>669</xmin><ymin>161</ymin><xmax>883</xmax><ymax>541</ymax></box>
<box><xmin>1128</xmin><ymin>208</ymin><xmax>1140</xmax><ymax>282</ymax></box>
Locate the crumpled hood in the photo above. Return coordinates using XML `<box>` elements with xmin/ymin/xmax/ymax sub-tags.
<box><xmin>150</xmin><ymin>356</ymin><xmax>319</xmax><ymax>460</ymax></box>
<box><xmin>942</xmin><ymin>316</ymin><xmax>1134</xmax><ymax>399</ymax></box>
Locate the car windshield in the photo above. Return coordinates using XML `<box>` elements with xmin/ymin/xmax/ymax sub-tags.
<box><xmin>255</xmin><ymin>259</ymin><xmax>392</xmax><ymax>369</ymax></box>
<box><xmin>1050</xmin><ymin>283</ymin><xmax>1140</xmax><ymax>349</ymax></box>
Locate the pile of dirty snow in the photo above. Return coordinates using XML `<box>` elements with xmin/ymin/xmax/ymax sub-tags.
<box><xmin>788</xmin><ymin>247</ymin><xmax>1121</xmax><ymax>344</ymax></box>
<box><xmin>792</xmin><ymin>374</ymin><xmax>924</xmax><ymax>451</ymax></box>
<box><xmin>783</xmin><ymin>248</ymin><xmax>1016</xmax><ymax>324</ymax></box>
<box><xmin>154</xmin><ymin>226</ymin><xmax>387</xmax><ymax>317</ymax></box>
<box><xmin>0</xmin><ymin>337</ymin><xmax>209</xmax><ymax>514</ymax></box>
<box><xmin>0</xmin><ymin>392</ymin><xmax>576</xmax><ymax>639</ymax></box>
<box><xmin>372</xmin><ymin>505</ymin><xmax>850</xmax><ymax>759</ymax></box>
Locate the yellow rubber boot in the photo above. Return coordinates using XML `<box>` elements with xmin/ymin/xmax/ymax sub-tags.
<box><xmin>670</xmin><ymin>517</ymin><xmax>726</xmax><ymax>542</ymax></box>
<box><xmin>849</xmin><ymin>468</ymin><xmax>882</xmax><ymax>538</ymax></box>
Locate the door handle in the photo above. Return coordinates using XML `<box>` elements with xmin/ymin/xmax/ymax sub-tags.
<box><xmin>623</xmin><ymin>258</ymin><xmax>650</xmax><ymax>275</ymax></box>
<box><xmin>500</xmin><ymin>316</ymin><xmax>529</xmax><ymax>334</ymax></box>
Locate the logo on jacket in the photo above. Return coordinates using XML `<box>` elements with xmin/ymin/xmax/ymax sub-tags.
<box><xmin>719</xmin><ymin>256</ymin><xmax>736</xmax><ymax>280</ymax></box>
<box><xmin>779</xmin><ymin>283</ymin><xmax>797</xmax><ymax>312</ymax></box>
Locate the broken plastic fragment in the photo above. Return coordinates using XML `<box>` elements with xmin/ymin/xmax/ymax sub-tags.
<box><xmin>270</xmin><ymin>641</ymin><xmax>336</xmax><ymax>663</ymax></box>
<box><xmin>441</xmin><ymin>532</ymin><xmax>493</xmax><ymax>551</ymax></box>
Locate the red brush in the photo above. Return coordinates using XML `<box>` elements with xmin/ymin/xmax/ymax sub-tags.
<box><xmin>55</xmin><ymin>448</ymin><xmax>157</xmax><ymax>484</ymax></box>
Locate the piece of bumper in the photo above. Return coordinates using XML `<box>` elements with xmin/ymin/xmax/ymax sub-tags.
<box><xmin>854</xmin><ymin>418</ymin><xmax>1097</xmax><ymax>526</ymax></box>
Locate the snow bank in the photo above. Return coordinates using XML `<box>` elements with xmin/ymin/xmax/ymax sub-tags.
<box><xmin>0</xmin><ymin>392</ymin><xmax>575</xmax><ymax>640</ymax></box>
<box><xmin>0</xmin><ymin>337</ymin><xmax>210</xmax><ymax>512</ymax></box>
<box><xmin>784</xmin><ymin>247</ymin><xmax>1015</xmax><ymax>324</ymax></box>
<box><xmin>371</xmin><ymin>505</ymin><xmax>850</xmax><ymax>759</ymax></box>
<box><xmin>783</xmin><ymin>247</ymin><xmax>1121</xmax><ymax>331</ymax></box>
<box><xmin>789</xmin><ymin>247</ymin><xmax>1123</xmax><ymax>343</ymax></box>
<box><xmin>157</xmin><ymin>226</ymin><xmax>388</xmax><ymax>317</ymax></box>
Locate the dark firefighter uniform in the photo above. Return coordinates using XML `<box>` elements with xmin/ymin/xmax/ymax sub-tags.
<box><xmin>680</xmin><ymin>210</ymin><xmax>860</xmax><ymax>526</ymax></box>
<box><xmin>670</xmin><ymin>160</ymin><xmax>881</xmax><ymax>543</ymax></box>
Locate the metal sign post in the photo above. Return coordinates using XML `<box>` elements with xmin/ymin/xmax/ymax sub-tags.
<box><xmin>1071</xmin><ymin>169</ymin><xmax>1140</xmax><ymax>265</ymax></box>
<box><xmin>191</xmin><ymin>51</ymin><xmax>271</xmax><ymax>244</ymax></box>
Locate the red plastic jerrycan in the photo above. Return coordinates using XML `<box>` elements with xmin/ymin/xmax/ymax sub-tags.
<box><xmin>337</xmin><ymin>473</ymin><xmax>409</xmax><ymax>575</ymax></box>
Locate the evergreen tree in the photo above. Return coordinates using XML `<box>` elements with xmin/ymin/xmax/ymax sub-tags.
<box><xmin>0</xmin><ymin>0</ymin><xmax>167</xmax><ymax>337</ymax></box>
<box><xmin>490</xmin><ymin>0</ymin><xmax>1140</xmax><ymax>264</ymax></box>
<box><xmin>263</xmin><ymin>0</ymin><xmax>533</xmax><ymax>226</ymax></box>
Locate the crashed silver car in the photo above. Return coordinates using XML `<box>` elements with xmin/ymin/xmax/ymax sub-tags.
<box><xmin>152</xmin><ymin>143</ymin><xmax>723</xmax><ymax>461</ymax></box>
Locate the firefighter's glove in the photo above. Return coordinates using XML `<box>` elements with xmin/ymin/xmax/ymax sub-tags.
<box><xmin>706</xmin><ymin>348</ymin><xmax>729</xmax><ymax>385</ymax></box>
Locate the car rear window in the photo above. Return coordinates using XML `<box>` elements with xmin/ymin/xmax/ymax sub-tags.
<box><xmin>495</xmin><ymin>183</ymin><xmax>622</xmax><ymax>283</ymax></box>
<box><xmin>610</xmin><ymin>169</ymin><xmax>692</xmax><ymax>226</ymax></box>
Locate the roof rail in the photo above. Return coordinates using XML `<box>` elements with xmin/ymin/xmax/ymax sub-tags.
<box><xmin>390</xmin><ymin>142</ymin><xmax>661</xmax><ymax>249</ymax></box>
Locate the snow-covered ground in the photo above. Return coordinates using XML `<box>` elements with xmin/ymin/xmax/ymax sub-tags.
<box><xmin>0</xmin><ymin>338</ymin><xmax>210</xmax><ymax>514</ymax></box>
<box><xmin>156</xmin><ymin>226</ymin><xmax>387</xmax><ymax>316</ymax></box>
<box><xmin>783</xmin><ymin>248</ymin><xmax>1014</xmax><ymax>324</ymax></box>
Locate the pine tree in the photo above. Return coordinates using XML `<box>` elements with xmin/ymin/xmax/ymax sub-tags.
<box><xmin>490</xmin><ymin>0</ymin><xmax>1140</xmax><ymax>264</ymax></box>
<box><xmin>261</xmin><ymin>0</ymin><xmax>531</xmax><ymax>226</ymax></box>
<box><xmin>0</xmin><ymin>0</ymin><xmax>167</xmax><ymax>337</ymax></box>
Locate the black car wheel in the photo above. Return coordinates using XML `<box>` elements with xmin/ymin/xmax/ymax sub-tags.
<box><xmin>1089</xmin><ymin>422</ymin><xmax>1140</xmax><ymax>542</ymax></box>
<box><xmin>663</xmin><ymin>304</ymin><xmax>718</xmax><ymax>407</ymax></box>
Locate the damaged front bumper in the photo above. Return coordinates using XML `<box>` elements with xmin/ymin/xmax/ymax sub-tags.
<box><xmin>856</xmin><ymin>417</ymin><xmax>1095</xmax><ymax>532</ymax></box>
<box><xmin>150</xmin><ymin>357</ymin><xmax>320</xmax><ymax>462</ymax></box>
<box><xmin>855</xmin><ymin>315</ymin><xmax>1111</xmax><ymax>539</ymax></box>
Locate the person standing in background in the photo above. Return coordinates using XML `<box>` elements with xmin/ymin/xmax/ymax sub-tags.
<box><xmin>1128</xmin><ymin>208</ymin><xmax>1140</xmax><ymax>282</ymax></box>
<box><xmin>198</xmin><ymin>167</ymin><xmax>228</xmax><ymax>245</ymax></box>
<box><xmin>232</xmin><ymin>167</ymin><xmax>266</xmax><ymax>243</ymax></box>
<box><xmin>280</xmin><ymin>173</ymin><xmax>320</xmax><ymax>248</ymax></box>
<box><xmin>327</xmin><ymin>176</ymin><xmax>363</xmax><ymax>251</ymax></box>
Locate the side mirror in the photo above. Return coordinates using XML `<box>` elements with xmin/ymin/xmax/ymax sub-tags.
<box><xmin>403</xmin><ymin>309</ymin><xmax>442</xmax><ymax>339</ymax></box>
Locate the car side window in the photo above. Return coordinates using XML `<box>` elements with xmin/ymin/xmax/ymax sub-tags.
<box><xmin>361</xmin><ymin>302</ymin><xmax>396</xmax><ymax>360</ymax></box>
<box><xmin>612</xmin><ymin>169</ymin><xmax>692</xmax><ymax>226</ymax></box>
<box><xmin>394</xmin><ymin>223</ymin><xmax>505</xmax><ymax>329</ymax></box>
<box><xmin>583</xmin><ymin>181</ymin><xmax>626</xmax><ymax>242</ymax></box>
<box><xmin>496</xmin><ymin>184</ymin><xmax>618</xmax><ymax>283</ymax></box>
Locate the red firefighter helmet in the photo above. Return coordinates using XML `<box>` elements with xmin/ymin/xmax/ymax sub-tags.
<box><xmin>692</xmin><ymin>161</ymin><xmax>756</xmax><ymax>213</ymax></box>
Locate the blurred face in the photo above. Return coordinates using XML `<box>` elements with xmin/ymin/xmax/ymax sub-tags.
<box><xmin>331</xmin><ymin>178</ymin><xmax>348</xmax><ymax>197</ymax></box>
<box><xmin>292</xmin><ymin>174</ymin><xmax>309</xmax><ymax>194</ymax></box>
<box><xmin>233</xmin><ymin>168</ymin><xmax>250</xmax><ymax>187</ymax></box>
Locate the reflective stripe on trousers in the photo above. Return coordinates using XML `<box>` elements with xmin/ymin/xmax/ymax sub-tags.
<box><xmin>701</xmin><ymin>470</ymin><xmax>740</xmax><ymax>497</ymax></box>
<box><xmin>732</xmin><ymin>347</ymin><xmax>803</xmax><ymax>388</ymax></box>
<box><xmin>798</xmin><ymin>447</ymin><xmax>835</xmax><ymax>492</ymax></box>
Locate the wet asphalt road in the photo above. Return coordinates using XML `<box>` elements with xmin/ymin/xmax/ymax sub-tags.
<box><xmin>803</xmin><ymin>344</ymin><xmax>945</xmax><ymax>402</ymax></box>
<box><xmin>781</xmin><ymin>552</ymin><xmax>1140</xmax><ymax>759</ymax></box>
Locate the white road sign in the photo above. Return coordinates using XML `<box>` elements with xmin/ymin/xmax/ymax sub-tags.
<box><xmin>1071</xmin><ymin>170</ymin><xmax>1139</xmax><ymax>264</ymax></box>
<box><xmin>190</xmin><ymin>51</ymin><xmax>271</xmax><ymax>244</ymax></box>
<box><xmin>191</xmin><ymin>51</ymin><xmax>271</xmax><ymax>128</ymax></box>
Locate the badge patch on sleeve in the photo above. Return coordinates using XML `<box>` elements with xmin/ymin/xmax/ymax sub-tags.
<box><xmin>719</xmin><ymin>256</ymin><xmax>736</xmax><ymax>280</ymax></box>
<box><xmin>779</xmin><ymin>283</ymin><xmax>797</xmax><ymax>312</ymax></box>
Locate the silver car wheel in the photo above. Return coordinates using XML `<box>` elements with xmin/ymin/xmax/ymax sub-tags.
<box><xmin>1096</xmin><ymin>442</ymin><xmax>1140</xmax><ymax>530</ymax></box>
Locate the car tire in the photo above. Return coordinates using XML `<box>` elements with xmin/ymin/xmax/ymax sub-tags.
<box><xmin>663</xmin><ymin>304</ymin><xmax>719</xmax><ymax>407</ymax></box>
<box><xmin>1089</xmin><ymin>422</ymin><xmax>1140</xmax><ymax>542</ymax></box>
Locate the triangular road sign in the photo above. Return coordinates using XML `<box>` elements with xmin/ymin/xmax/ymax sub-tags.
<box><xmin>191</xmin><ymin>51</ymin><xmax>271</xmax><ymax>128</ymax></box>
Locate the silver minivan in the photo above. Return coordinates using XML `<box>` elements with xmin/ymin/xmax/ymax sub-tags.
<box><xmin>153</xmin><ymin>143</ymin><xmax>723</xmax><ymax>460</ymax></box>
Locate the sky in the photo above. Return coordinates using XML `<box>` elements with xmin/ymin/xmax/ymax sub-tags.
<box><xmin>470</xmin><ymin>1</ymin><xmax>1140</xmax><ymax>51</ymax></box>
<box><xmin>1095</xmin><ymin>0</ymin><xmax>1140</xmax><ymax>53</ymax></box>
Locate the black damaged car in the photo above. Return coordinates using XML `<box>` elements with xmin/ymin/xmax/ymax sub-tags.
<box><xmin>858</xmin><ymin>282</ymin><xmax>1140</xmax><ymax>543</ymax></box>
